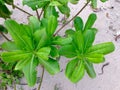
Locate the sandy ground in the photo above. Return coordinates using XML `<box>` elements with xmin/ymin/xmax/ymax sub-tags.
<box><xmin>0</xmin><ymin>0</ymin><xmax>120</xmax><ymax>90</ymax></box>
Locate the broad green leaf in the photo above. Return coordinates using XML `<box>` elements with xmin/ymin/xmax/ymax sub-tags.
<box><xmin>0</xmin><ymin>25</ymin><xmax>8</xmax><ymax>33</ymax></box>
<box><xmin>0</xmin><ymin>4</ymin><xmax>11</xmax><ymax>19</ymax></box>
<box><xmin>86</xmin><ymin>54</ymin><xmax>105</xmax><ymax>63</ymax></box>
<box><xmin>1</xmin><ymin>51</ymin><xmax>31</xmax><ymax>62</ymax></box>
<box><xmin>44</xmin><ymin>6</ymin><xmax>59</xmax><ymax>18</ymax></box>
<box><xmin>52</xmin><ymin>36</ymin><xmax>72</xmax><ymax>45</ymax></box>
<box><xmin>39</xmin><ymin>58</ymin><xmax>60</xmax><ymax>75</ymax></box>
<box><xmin>1</xmin><ymin>41</ymin><xmax>20</xmax><ymax>51</ymax></box>
<box><xmin>4</xmin><ymin>20</ymin><xmax>33</xmax><ymax>50</ymax></box>
<box><xmin>87</xmin><ymin>42</ymin><xmax>115</xmax><ymax>55</ymax></box>
<box><xmin>50</xmin><ymin>46</ymin><xmax>59</xmax><ymax>58</ymax></box>
<box><xmin>49</xmin><ymin>1</ymin><xmax>62</xmax><ymax>6</ymax></box>
<box><xmin>23</xmin><ymin>0</ymin><xmax>50</xmax><ymax>10</ymax></box>
<box><xmin>34</xmin><ymin>29</ymin><xmax>48</xmax><ymax>50</ymax></box>
<box><xmin>69</xmin><ymin>0</ymin><xmax>79</xmax><ymax>4</ymax></box>
<box><xmin>84</xmin><ymin>13</ymin><xmax>97</xmax><ymax>31</ymax></box>
<box><xmin>59</xmin><ymin>45</ymin><xmax>76</xmax><ymax>58</ymax></box>
<box><xmin>74</xmin><ymin>16</ymin><xmax>84</xmax><ymax>31</ymax></box>
<box><xmin>15</xmin><ymin>56</ymin><xmax>32</xmax><ymax>70</ymax></box>
<box><xmin>46</xmin><ymin>15</ymin><xmax>58</xmax><ymax>36</ymax></box>
<box><xmin>28</xmin><ymin>16</ymin><xmax>41</xmax><ymax>32</ymax></box>
<box><xmin>83</xmin><ymin>30</ymin><xmax>95</xmax><ymax>52</ymax></box>
<box><xmin>73</xmin><ymin>31</ymin><xmax>84</xmax><ymax>53</ymax></box>
<box><xmin>22</xmin><ymin>55</ymin><xmax>37</xmax><ymax>86</ymax></box>
<box><xmin>84</xmin><ymin>59</ymin><xmax>96</xmax><ymax>78</ymax></box>
<box><xmin>91</xmin><ymin>0</ymin><xmax>97</xmax><ymax>8</ymax></box>
<box><xmin>36</xmin><ymin>47</ymin><xmax>51</xmax><ymax>61</ymax></box>
<box><xmin>65</xmin><ymin>59</ymin><xmax>85</xmax><ymax>83</ymax></box>
<box><xmin>58</xmin><ymin>4</ymin><xmax>70</xmax><ymax>17</ymax></box>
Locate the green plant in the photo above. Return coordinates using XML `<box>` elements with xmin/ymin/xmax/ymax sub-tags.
<box><xmin>0</xmin><ymin>0</ymin><xmax>114</xmax><ymax>90</ymax></box>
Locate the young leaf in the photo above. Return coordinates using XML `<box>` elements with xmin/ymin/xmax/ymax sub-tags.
<box><xmin>86</xmin><ymin>54</ymin><xmax>105</xmax><ymax>63</ymax></box>
<box><xmin>46</xmin><ymin>15</ymin><xmax>58</xmax><ymax>36</ymax></box>
<box><xmin>39</xmin><ymin>58</ymin><xmax>60</xmax><ymax>75</ymax></box>
<box><xmin>59</xmin><ymin>45</ymin><xmax>76</xmax><ymax>58</ymax></box>
<box><xmin>84</xmin><ymin>13</ymin><xmax>97</xmax><ymax>31</ymax></box>
<box><xmin>100</xmin><ymin>0</ymin><xmax>107</xmax><ymax>2</ymax></box>
<box><xmin>73</xmin><ymin>31</ymin><xmax>84</xmax><ymax>53</ymax></box>
<box><xmin>1</xmin><ymin>51</ymin><xmax>31</xmax><ymax>62</ymax></box>
<box><xmin>36</xmin><ymin>47</ymin><xmax>51</xmax><ymax>61</ymax></box>
<box><xmin>83</xmin><ymin>59</ymin><xmax>96</xmax><ymax>78</ymax></box>
<box><xmin>49</xmin><ymin>1</ymin><xmax>62</xmax><ymax>6</ymax></box>
<box><xmin>22</xmin><ymin>55</ymin><xmax>37</xmax><ymax>86</ymax></box>
<box><xmin>83</xmin><ymin>30</ymin><xmax>95</xmax><ymax>52</ymax></box>
<box><xmin>66</xmin><ymin>59</ymin><xmax>85</xmax><ymax>83</ymax></box>
<box><xmin>87</xmin><ymin>42</ymin><xmax>115</xmax><ymax>55</ymax></box>
<box><xmin>74</xmin><ymin>16</ymin><xmax>84</xmax><ymax>31</ymax></box>
<box><xmin>65</xmin><ymin>29</ymin><xmax>75</xmax><ymax>37</ymax></box>
<box><xmin>50</xmin><ymin>46</ymin><xmax>59</xmax><ymax>58</ymax></box>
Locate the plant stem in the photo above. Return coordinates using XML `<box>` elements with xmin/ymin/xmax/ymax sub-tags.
<box><xmin>12</xmin><ymin>4</ymin><xmax>33</xmax><ymax>16</ymax></box>
<box><xmin>54</xmin><ymin>1</ymin><xmax>90</xmax><ymax>36</ymax></box>
<box><xmin>0</xmin><ymin>32</ymin><xmax>11</xmax><ymax>41</ymax></box>
<box><xmin>39</xmin><ymin>9</ymin><xmax>44</xmax><ymax>19</ymax></box>
<box><xmin>36</xmin><ymin>10</ymin><xmax>40</xmax><ymax>20</ymax></box>
<box><xmin>38</xmin><ymin>67</ymin><xmax>45</xmax><ymax>90</ymax></box>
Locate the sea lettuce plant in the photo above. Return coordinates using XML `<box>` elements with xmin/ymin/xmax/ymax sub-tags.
<box><xmin>0</xmin><ymin>0</ymin><xmax>114</xmax><ymax>90</ymax></box>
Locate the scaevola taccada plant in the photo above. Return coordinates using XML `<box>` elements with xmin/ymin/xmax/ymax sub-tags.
<box><xmin>0</xmin><ymin>0</ymin><xmax>114</xmax><ymax>88</ymax></box>
<box><xmin>59</xmin><ymin>13</ymin><xmax>115</xmax><ymax>83</ymax></box>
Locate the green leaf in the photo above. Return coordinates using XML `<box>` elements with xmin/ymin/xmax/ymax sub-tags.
<box><xmin>0</xmin><ymin>4</ymin><xmax>11</xmax><ymax>19</ymax></box>
<box><xmin>57</xmin><ymin>0</ymin><xmax>68</xmax><ymax>5</ymax></box>
<box><xmin>91</xmin><ymin>0</ymin><xmax>97</xmax><ymax>8</ymax></box>
<box><xmin>69</xmin><ymin>0</ymin><xmax>79</xmax><ymax>4</ymax></box>
<box><xmin>34</xmin><ymin>29</ymin><xmax>48</xmax><ymax>50</ymax></box>
<box><xmin>39</xmin><ymin>58</ymin><xmax>60</xmax><ymax>75</ymax></box>
<box><xmin>1</xmin><ymin>41</ymin><xmax>20</xmax><ymax>51</ymax></box>
<box><xmin>83</xmin><ymin>59</ymin><xmax>96</xmax><ymax>78</ymax></box>
<box><xmin>49</xmin><ymin>1</ymin><xmax>62</xmax><ymax>6</ymax></box>
<box><xmin>15</xmin><ymin>56</ymin><xmax>32</xmax><ymax>70</ymax></box>
<box><xmin>46</xmin><ymin>15</ymin><xmax>58</xmax><ymax>36</ymax></box>
<box><xmin>58</xmin><ymin>4</ymin><xmax>70</xmax><ymax>17</ymax></box>
<box><xmin>73</xmin><ymin>31</ymin><xmax>84</xmax><ymax>53</ymax></box>
<box><xmin>84</xmin><ymin>13</ymin><xmax>97</xmax><ymax>31</ymax></box>
<box><xmin>36</xmin><ymin>47</ymin><xmax>51</xmax><ymax>61</ymax></box>
<box><xmin>74</xmin><ymin>16</ymin><xmax>84</xmax><ymax>31</ymax></box>
<box><xmin>4</xmin><ymin>20</ymin><xmax>33</xmax><ymax>50</ymax></box>
<box><xmin>100</xmin><ymin>0</ymin><xmax>107</xmax><ymax>3</ymax></box>
<box><xmin>52</xmin><ymin>36</ymin><xmax>72</xmax><ymax>45</ymax></box>
<box><xmin>86</xmin><ymin>54</ymin><xmax>105</xmax><ymax>63</ymax></box>
<box><xmin>65</xmin><ymin>29</ymin><xmax>75</xmax><ymax>37</ymax></box>
<box><xmin>87</xmin><ymin>42</ymin><xmax>115</xmax><ymax>55</ymax></box>
<box><xmin>59</xmin><ymin>45</ymin><xmax>76</xmax><ymax>58</ymax></box>
<box><xmin>23</xmin><ymin>0</ymin><xmax>50</xmax><ymax>10</ymax></box>
<box><xmin>83</xmin><ymin>30</ymin><xmax>95</xmax><ymax>52</ymax></box>
<box><xmin>28</xmin><ymin>16</ymin><xmax>41</xmax><ymax>32</ymax></box>
<box><xmin>1</xmin><ymin>51</ymin><xmax>31</xmax><ymax>62</ymax></box>
<box><xmin>4</xmin><ymin>0</ymin><xmax>13</xmax><ymax>5</ymax></box>
<box><xmin>65</xmin><ymin>59</ymin><xmax>85</xmax><ymax>83</ymax></box>
<box><xmin>44</xmin><ymin>6</ymin><xmax>59</xmax><ymax>18</ymax></box>
<box><xmin>22</xmin><ymin>55</ymin><xmax>37</xmax><ymax>86</ymax></box>
<box><xmin>50</xmin><ymin>46</ymin><xmax>59</xmax><ymax>58</ymax></box>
